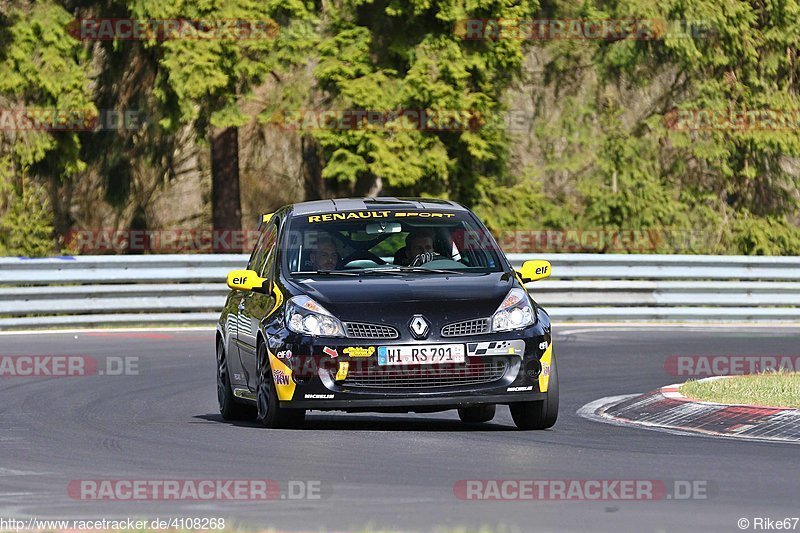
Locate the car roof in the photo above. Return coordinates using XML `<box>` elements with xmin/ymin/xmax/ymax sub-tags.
<box><xmin>288</xmin><ymin>197</ymin><xmax>467</xmax><ymax>216</ymax></box>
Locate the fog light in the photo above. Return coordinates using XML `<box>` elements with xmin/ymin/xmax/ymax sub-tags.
<box><xmin>525</xmin><ymin>359</ymin><xmax>542</xmax><ymax>378</ymax></box>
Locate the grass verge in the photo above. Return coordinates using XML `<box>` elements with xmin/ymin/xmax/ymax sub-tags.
<box><xmin>680</xmin><ymin>371</ymin><xmax>800</xmax><ymax>409</ymax></box>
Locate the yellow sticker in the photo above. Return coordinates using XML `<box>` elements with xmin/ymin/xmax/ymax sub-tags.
<box><xmin>538</xmin><ymin>342</ymin><xmax>552</xmax><ymax>393</ymax></box>
<box><xmin>308</xmin><ymin>211</ymin><xmax>390</xmax><ymax>223</ymax></box>
<box><xmin>268</xmin><ymin>350</ymin><xmax>296</xmax><ymax>401</ymax></box>
<box><xmin>307</xmin><ymin>211</ymin><xmax>456</xmax><ymax>223</ymax></box>
<box><xmin>343</xmin><ymin>346</ymin><xmax>376</xmax><ymax>358</ymax></box>
<box><xmin>335</xmin><ymin>362</ymin><xmax>349</xmax><ymax>381</ymax></box>
<box><xmin>393</xmin><ymin>212</ymin><xmax>455</xmax><ymax>218</ymax></box>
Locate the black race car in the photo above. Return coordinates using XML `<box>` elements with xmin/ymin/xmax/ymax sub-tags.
<box><xmin>216</xmin><ymin>198</ymin><xmax>556</xmax><ymax>430</ymax></box>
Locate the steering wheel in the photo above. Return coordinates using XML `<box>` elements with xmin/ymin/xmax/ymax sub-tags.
<box><xmin>410</xmin><ymin>251</ymin><xmax>446</xmax><ymax>267</ymax></box>
<box><xmin>340</xmin><ymin>250</ymin><xmax>387</xmax><ymax>266</ymax></box>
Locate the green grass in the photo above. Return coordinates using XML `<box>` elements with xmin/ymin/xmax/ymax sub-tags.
<box><xmin>680</xmin><ymin>372</ymin><xmax>800</xmax><ymax>409</ymax></box>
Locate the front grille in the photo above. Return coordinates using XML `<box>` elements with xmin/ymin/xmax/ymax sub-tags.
<box><xmin>343</xmin><ymin>359</ymin><xmax>508</xmax><ymax>389</ymax></box>
<box><xmin>441</xmin><ymin>318</ymin><xmax>490</xmax><ymax>337</ymax></box>
<box><xmin>345</xmin><ymin>322</ymin><xmax>399</xmax><ymax>339</ymax></box>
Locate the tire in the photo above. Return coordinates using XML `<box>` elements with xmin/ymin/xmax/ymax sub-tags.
<box><xmin>255</xmin><ymin>342</ymin><xmax>305</xmax><ymax>429</ymax></box>
<box><xmin>510</xmin><ymin>353</ymin><xmax>559</xmax><ymax>430</ymax></box>
<box><xmin>217</xmin><ymin>340</ymin><xmax>256</xmax><ymax>420</ymax></box>
<box><xmin>458</xmin><ymin>404</ymin><xmax>496</xmax><ymax>424</ymax></box>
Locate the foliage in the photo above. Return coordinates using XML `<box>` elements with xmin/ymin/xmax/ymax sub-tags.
<box><xmin>306</xmin><ymin>0</ymin><xmax>538</xmax><ymax>202</ymax></box>
<box><xmin>504</xmin><ymin>0</ymin><xmax>800</xmax><ymax>253</ymax></box>
<box><xmin>0</xmin><ymin>1</ymin><xmax>93</xmax><ymax>256</ymax></box>
<box><xmin>2</xmin><ymin>0</ymin><xmax>800</xmax><ymax>255</ymax></box>
<box><xmin>0</xmin><ymin>165</ymin><xmax>54</xmax><ymax>257</ymax></box>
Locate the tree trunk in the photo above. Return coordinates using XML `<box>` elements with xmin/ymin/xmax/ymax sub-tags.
<box><xmin>211</xmin><ymin>127</ymin><xmax>242</xmax><ymax>252</ymax></box>
<box><xmin>301</xmin><ymin>135</ymin><xmax>325</xmax><ymax>200</ymax></box>
<box><xmin>354</xmin><ymin>172</ymin><xmax>382</xmax><ymax>197</ymax></box>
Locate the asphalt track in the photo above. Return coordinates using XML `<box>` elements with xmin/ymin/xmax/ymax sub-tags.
<box><xmin>1</xmin><ymin>326</ymin><xmax>799</xmax><ymax>533</ymax></box>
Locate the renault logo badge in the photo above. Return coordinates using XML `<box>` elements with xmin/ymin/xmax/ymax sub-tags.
<box><xmin>409</xmin><ymin>315</ymin><xmax>430</xmax><ymax>339</ymax></box>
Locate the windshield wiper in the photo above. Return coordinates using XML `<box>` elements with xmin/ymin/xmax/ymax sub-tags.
<box><xmin>398</xmin><ymin>267</ymin><xmax>467</xmax><ymax>275</ymax></box>
<box><xmin>358</xmin><ymin>266</ymin><xmax>467</xmax><ymax>275</ymax></box>
<box><xmin>296</xmin><ymin>267</ymin><xmax>469</xmax><ymax>277</ymax></box>
<box><xmin>293</xmin><ymin>270</ymin><xmax>360</xmax><ymax>276</ymax></box>
<box><xmin>354</xmin><ymin>267</ymin><xmax>407</xmax><ymax>276</ymax></box>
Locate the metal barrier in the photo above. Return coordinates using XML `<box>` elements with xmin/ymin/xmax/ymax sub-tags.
<box><xmin>1</xmin><ymin>254</ymin><xmax>799</xmax><ymax>328</ymax></box>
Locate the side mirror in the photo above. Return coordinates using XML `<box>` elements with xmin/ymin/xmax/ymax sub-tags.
<box><xmin>517</xmin><ymin>260</ymin><xmax>552</xmax><ymax>283</ymax></box>
<box><xmin>226</xmin><ymin>269</ymin><xmax>270</xmax><ymax>293</ymax></box>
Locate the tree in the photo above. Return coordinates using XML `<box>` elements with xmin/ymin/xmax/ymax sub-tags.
<box><xmin>0</xmin><ymin>1</ymin><xmax>94</xmax><ymax>256</ymax></box>
<box><xmin>513</xmin><ymin>0</ymin><xmax>800</xmax><ymax>253</ymax></box>
<box><xmin>129</xmin><ymin>0</ymin><xmax>316</xmax><ymax>245</ymax></box>
<box><xmin>290</xmin><ymin>0</ymin><xmax>539</xmax><ymax>202</ymax></box>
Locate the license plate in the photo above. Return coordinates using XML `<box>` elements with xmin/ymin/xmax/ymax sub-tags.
<box><xmin>377</xmin><ymin>344</ymin><xmax>465</xmax><ymax>366</ymax></box>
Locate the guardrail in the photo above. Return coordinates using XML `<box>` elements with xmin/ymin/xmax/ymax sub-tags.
<box><xmin>1</xmin><ymin>254</ymin><xmax>799</xmax><ymax>328</ymax></box>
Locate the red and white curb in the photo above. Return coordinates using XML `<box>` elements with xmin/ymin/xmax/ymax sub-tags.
<box><xmin>578</xmin><ymin>377</ymin><xmax>800</xmax><ymax>444</ymax></box>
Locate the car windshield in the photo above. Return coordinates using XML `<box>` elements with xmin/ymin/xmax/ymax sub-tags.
<box><xmin>283</xmin><ymin>209</ymin><xmax>505</xmax><ymax>275</ymax></box>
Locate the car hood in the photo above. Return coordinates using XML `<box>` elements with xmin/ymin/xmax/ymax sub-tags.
<box><xmin>285</xmin><ymin>272</ymin><xmax>516</xmax><ymax>325</ymax></box>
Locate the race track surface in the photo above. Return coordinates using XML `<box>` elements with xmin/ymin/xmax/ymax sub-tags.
<box><xmin>1</xmin><ymin>326</ymin><xmax>798</xmax><ymax>532</ymax></box>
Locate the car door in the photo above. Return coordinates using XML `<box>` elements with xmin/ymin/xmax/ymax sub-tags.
<box><xmin>224</xmin><ymin>230</ymin><xmax>263</xmax><ymax>387</ymax></box>
<box><xmin>237</xmin><ymin>219</ymin><xmax>279</xmax><ymax>390</ymax></box>
<box><xmin>231</xmin><ymin>224</ymin><xmax>271</xmax><ymax>383</ymax></box>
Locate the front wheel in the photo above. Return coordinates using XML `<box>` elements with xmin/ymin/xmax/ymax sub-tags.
<box><xmin>256</xmin><ymin>342</ymin><xmax>305</xmax><ymax>429</ymax></box>
<box><xmin>458</xmin><ymin>404</ymin><xmax>496</xmax><ymax>424</ymax></box>
<box><xmin>510</xmin><ymin>354</ymin><xmax>559</xmax><ymax>430</ymax></box>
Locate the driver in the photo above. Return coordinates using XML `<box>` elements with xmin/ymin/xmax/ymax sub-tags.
<box><xmin>309</xmin><ymin>233</ymin><xmax>340</xmax><ymax>271</ymax></box>
<box><xmin>398</xmin><ymin>229</ymin><xmax>436</xmax><ymax>266</ymax></box>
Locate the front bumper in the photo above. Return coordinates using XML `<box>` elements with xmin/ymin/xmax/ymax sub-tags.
<box><xmin>283</xmin><ymin>392</ymin><xmax>547</xmax><ymax>410</ymax></box>
<box><xmin>267</xmin><ymin>327</ymin><xmax>553</xmax><ymax>411</ymax></box>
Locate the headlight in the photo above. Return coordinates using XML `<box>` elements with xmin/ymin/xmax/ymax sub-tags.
<box><xmin>491</xmin><ymin>288</ymin><xmax>534</xmax><ymax>332</ymax></box>
<box><xmin>285</xmin><ymin>295</ymin><xmax>345</xmax><ymax>337</ymax></box>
